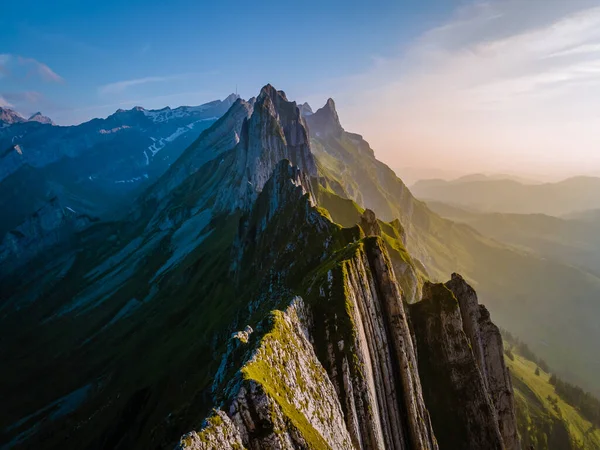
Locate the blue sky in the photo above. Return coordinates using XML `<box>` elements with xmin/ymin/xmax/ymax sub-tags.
<box><xmin>3</xmin><ymin>0</ymin><xmax>600</xmax><ymax>179</ymax></box>
<box><xmin>0</xmin><ymin>0</ymin><xmax>453</xmax><ymax>124</ymax></box>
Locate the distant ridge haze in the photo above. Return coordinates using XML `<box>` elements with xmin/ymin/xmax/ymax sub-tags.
<box><xmin>411</xmin><ymin>175</ymin><xmax>600</xmax><ymax>216</ymax></box>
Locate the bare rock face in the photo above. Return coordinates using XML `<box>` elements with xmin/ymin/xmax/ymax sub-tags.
<box><xmin>305</xmin><ymin>98</ymin><xmax>344</xmax><ymax>138</ymax></box>
<box><xmin>309</xmin><ymin>236</ymin><xmax>438</xmax><ymax>450</ymax></box>
<box><xmin>177</xmin><ymin>298</ymin><xmax>354</xmax><ymax>450</ymax></box>
<box><xmin>223</xmin><ymin>84</ymin><xmax>317</xmax><ymax>211</ymax></box>
<box><xmin>0</xmin><ymin>107</ymin><xmax>26</xmax><ymax>125</ymax></box>
<box><xmin>408</xmin><ymin>282</ymin><xmax>504</xmax><ymax>450</ymax></box>
<box><xmin>144</xmin><ymin>97</ymin><xmax>254</xmax><ymax>206</ymax></box>
<box><xmin>359</xmin><ymin>209</ymin><xmax>382</xmax><ymax>237</ymax></box>
<box><xmin>28</xmin><ymin>112</ymin><xmax>55</xmax><ymax>125</ymax></box>
<box><xmin>446</xmin><ymin>273</ymin><xmax>520</xmax><ymax>450</ymax></box>
<box><xmin>359</xmin><ymin>209</ymin><xmax>420</xmax><ymax>304</ymax></box>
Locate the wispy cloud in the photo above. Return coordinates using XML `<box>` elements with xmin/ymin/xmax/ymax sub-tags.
<box><xmin>17</xmin><ymin>56</ymin><xmax>64</xmax><ymax>83</ymax></box>
<box><xmin>0</xmin><ymin>54</ymin><xmax>64</xmax><ymax>83</ymax></box>
<box><xmin>336</xmin><ymin>0</ymin><xmax>600</xmax><ymax>177</ymax></box>
<box><xmin>99</xmin><ymin>74</ymin><xmax>191</xmax><ymax>95</ymax></box>
<box><xmin>2</xmin><ymin>91</ymin><xmax>45</xmax><ymax>104</ymax></box>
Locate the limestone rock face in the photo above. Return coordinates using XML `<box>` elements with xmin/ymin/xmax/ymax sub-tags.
<box><xmin>359</xmin><ymin>209</ymin><xmax>382</xmax><ymax>237</ymax></box>
<box><xmin>305</xmin><ymin>98</ymin><xmax>344</xmax><ymax>138</ymax></box>
<box><xmin>0</xmin><ymin>107</ymin><xmax>26</xmax><ymax>125</ymax></box>
<box><xmin>28</xmin><ymin>112</ymin><xmax>55</xmax><ymax>125</ymax></box>
<box><xmin>446</xmin><ymin>273</ymin><xmax>520</xmax><ymax>450</ymax></box>
<box><xmin>309</xmin><ymin>237</ymin><xmax>438</xmax><ymax>450</ymax></box>
<box><xmin>298</xmin><ymin>102</ymin><xmax>313</xmax><ymax>117</ymax></box>
<box><xmin>359</xmin><ymin>209</ymin><xmax>420</xmax><ymax>304</ymax></box>
<box><xmin>221</xmin><ymin>85</ymin><xmax>317</xmax><ymax>211</ymax></box>
<box><xmin>408</xmin><ymin>282</ymin><xmax>504</xmax><ymax>450</ymax></box>
<box><xmin>178</xmin><ymin>298</ymin><xmax>354</xmax><ymax>450</ymax></box>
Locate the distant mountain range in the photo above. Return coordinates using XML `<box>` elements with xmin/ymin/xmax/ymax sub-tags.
<box><xmin>0</xmin><ymin>108</ymin><xmax>55</xmax><ymax>126</ymax></box>
<box><xmin>394</xmin><ymin>167</ymin><xmax>542</xmax><ymax>187</ymax></box>
<box><xmin>412</xmin><ymin>175</ymin><xmax>600</xmax><ymax>216</ymax></box>
<box><xmin>427</xmin><ymin>200</ymin><xmax>600</xmax><ymax>277</ymax></box>
<box><xmin>0</xmin><ymin>95</ymin><xmax>238</xmax><ymax>270</ymax></box>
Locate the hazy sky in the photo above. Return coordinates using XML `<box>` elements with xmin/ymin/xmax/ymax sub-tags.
<box><xmin>2</xmin><ymin>0</ymin><xmax>600</xmax><ymax>179</ymax></box>
<box><xmin>329</xmin><ymin>0</ymin><xmax>600</xmax><ymax>179</ymax></box>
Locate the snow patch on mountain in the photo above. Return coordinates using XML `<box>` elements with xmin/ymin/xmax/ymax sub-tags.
<box><xmin>142</xmin><ymin>103</ymin><xmax>215</xmax><ymax>123</ymax></box>
<box><xmin>147</xmin><ymin>117</ymin><xmax>218</xmax><ymax>156</ymax></box>
<box><xmin>98</xmin><ymin>126</ymin><xmax>131</xmax><ymax>134</ymax></box>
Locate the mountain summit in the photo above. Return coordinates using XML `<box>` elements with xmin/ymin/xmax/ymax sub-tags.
<box><xmin>0</xmin><ymin>107</ymin><xmax>26</xmax><ymax>125</ymax></box>
<box><xmin>27</xmin><ymin>112</ymin><xmax>55</xmax><ymax>125</ymax></box>
<box><xmin>306</xmin><ymin>97</ymin><xmax>343</xmax><ymax>137</ymax></box>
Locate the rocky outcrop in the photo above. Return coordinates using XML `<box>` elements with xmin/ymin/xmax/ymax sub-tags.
<box><xmin>28</xmin><ymin>112</ymin><xmax>55</xmax><ymax>125</ymax></box>
<box><xmin>178</xmin><ymin>298</ymin><xmax>354</xmax><ymax>450</ymax></box>
<box><xmin>299</xmin><ymin>102</ymin><xmax>313</xmax><ymax>117</ymax></box>
<box><xmin>0</xmin><ymin>107</ymin><xmax>26</xmax><ymax>125</ymax></box>
<box><xmin>359</xmin><ymin>209</ymin><xmax>382</xmax><ymax>237</ymax></box>
<box><xmin>219</xmin><ymin>85</ymin><xmax>317</xmax><ymax>211</ymax></box>
<box><xmin>359</xmin><ymin>209</ymin><xmax>420</xmax><ymax>304</ymax></box>
<box><xmin>309</xmin><ymin>236</ymin><xmax>438</xmax><ymax>450</ymax></box>
<box><xmin>408</xmin><ymin>282</ymin><xmax>504</xmax><ymax>450</ymax></box>
<box><xmin>306</xmin><ymin>98</ymin><xmax>344</xmax><ymax>138</ymax></box>
<box><xmin>446</xmin><ymin>273</ymin><xmax>520</xmax><ymax>450</ymax></box>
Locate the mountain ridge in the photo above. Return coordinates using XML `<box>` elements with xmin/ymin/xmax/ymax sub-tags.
<box><xmin>0</xmin><ymin>84</ymin><xmax>592</xmax><ymax>450</ymax></box>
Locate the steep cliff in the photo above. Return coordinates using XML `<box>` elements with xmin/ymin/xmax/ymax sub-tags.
<box><xmin>178</xmin><ymin>298</ymin><xmax>354</xmax><ymax>450</ymax></box>
<box><xmin>219</xmin><ymin>84</ymin><xmax>317</xmax><ymax>211</ymax></box>
<box><xmin>305</xmin><ymin>236</ymin><xmax>437</xmax><ymax>449</ymax></box>
<box><xmin>408</xmin><ymin>282</ymin><xmax>504</xmax><ymax>449</ymax></box>
<box><xmin>446</xmin><ymin>273</ymin><xmax>520</xmax><ymax>450</ymax></box>
<box><xmin>169</xmin><ymin>141</ymin><xmax>438</xmax><ymax>448</ymax></box>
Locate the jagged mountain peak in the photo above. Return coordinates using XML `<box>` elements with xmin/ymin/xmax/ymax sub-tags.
<box><xmin>299</xmin><ymin>102</ymin><xmax>313</xmax><ymax>117</ymax></box>
<box><xmin>258</xmin><ymin>83</ymin><xmax>289</xmax><ymax>103</ymax></box>
<box><xmin>306</xmin><ymin>97</ymin><xmax>343</xmax><ymax>137</ymax></box>
<box><xmin>324</xmin><ymin>97</ymin><xmax>337</xmax><ymax>110</ymax></box>
<box><xmin>0</xmin><ymin>107</ymin><xmax>26</xmax><ymax>125</ymax></box>
<box><xmin>238</xmin><ymin>84</ymin><xmax>316</xmax><ymax>195</ymax></box>
<box><xmin>28</xmin><ymin>111</ymin><xmax>55</xmax><ymax>125</ymax></box>
<box><xmin>223</xmin><ymin>93</ymin><xmax>241</xmax><ymax>104</ymax></box>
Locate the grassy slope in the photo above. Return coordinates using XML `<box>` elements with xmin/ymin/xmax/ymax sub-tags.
<box><xmin>507</xmin><ymin>352</ymin><xmax>600</xmax><ymax>450</ymax></box>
